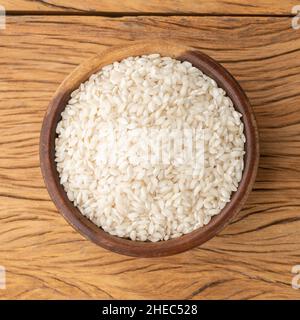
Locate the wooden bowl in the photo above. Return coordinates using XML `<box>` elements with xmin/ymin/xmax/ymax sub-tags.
<box><xmin>40</xmin><ymin>41</ymin><xmax>259</xmax><ymax>257</ymax></box>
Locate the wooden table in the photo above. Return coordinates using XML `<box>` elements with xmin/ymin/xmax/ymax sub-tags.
<box><xmin>0</xmin><ymin>0</ymin><xmax>300</xmax><ymax>300</ymax></box>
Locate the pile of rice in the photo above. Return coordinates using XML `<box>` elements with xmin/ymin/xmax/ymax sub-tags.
<box><xmin>55</xmin><ymin>54</ymin><xmax>245</xmax><ymax>242</ymax></box>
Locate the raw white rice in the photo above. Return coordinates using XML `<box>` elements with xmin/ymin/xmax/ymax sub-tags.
<box><xmin>55</xmin><ymin>54</ymin><xmax>245</xmax><ymax>242</ymax></box>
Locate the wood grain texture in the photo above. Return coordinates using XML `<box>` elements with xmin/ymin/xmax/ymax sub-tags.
<box><xmin>0</xmin><ymin>15</ymin><xmax>300</xmax><ymax>299</ymax></box>
<box><xmin>1</xmin><ymin>0</ymin><xmax>298</xmax><ymax>15</ymax></box>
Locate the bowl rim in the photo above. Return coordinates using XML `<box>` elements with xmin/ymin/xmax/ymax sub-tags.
<box><xmin>40</xmin><ymin>41</ymin><xmax>259</xmax><ymax>257</ymax></box>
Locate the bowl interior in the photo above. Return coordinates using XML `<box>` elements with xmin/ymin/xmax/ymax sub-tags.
<box><xmin>40</xmin><ymin>42</ymin><xmax>259</xmax><ymax>257</ymax></box>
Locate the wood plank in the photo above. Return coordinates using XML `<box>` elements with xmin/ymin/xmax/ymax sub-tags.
<box><xmin>1</xmin><ymin>0</ymin><xmax>299</xmax><ymax>15</ymax></box>
<box><xmin>1</xmin><ymin>15</ymin><xmax>300</xmax><ymax>299</ymax></box>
